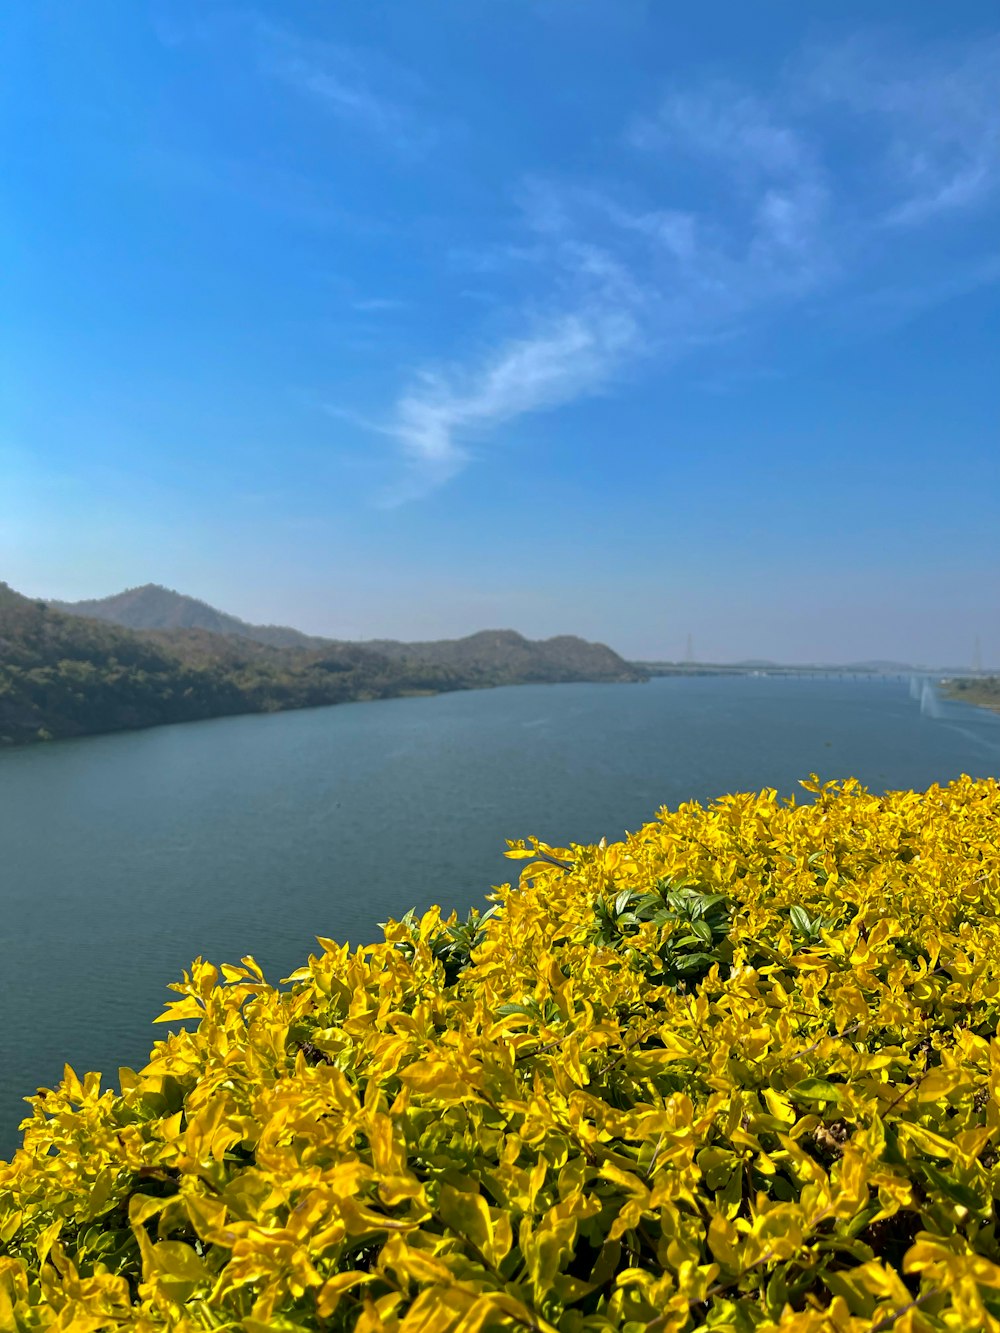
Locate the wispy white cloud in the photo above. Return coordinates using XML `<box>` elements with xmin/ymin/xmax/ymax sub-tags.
<box><xmin>386</xmin><ymin>309</ymin><xmax>638</xmax><ymax>503</ymax></box>
<box><xmin>248</xmin><ymin>17</ymin><xmax>434</xmax><ymax>156</ymax></box>
<box><xmin>346</xmin><ymin>30</ymin><xmax>1000</xmax><ymax>501</ymax></box>
<box><xmin>629</xmin><ymin>82</ymin><xmax>814</xmax><ymax>184</ymax></box>
<box><xmin>149</xmin><ymin>7</ymin><xmax>433</xmax><ymax>154</ymax></box>
<box><xmin>797</xmin><ymin>34</ymin><xmax>1000</xmax><ymax>226</ymax></box>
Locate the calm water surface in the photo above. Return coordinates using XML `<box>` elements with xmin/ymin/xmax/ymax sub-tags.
<box><xmin>2</xmin><ymin>675</ymin><xmax>999</xmax><ymax>1150</ymax></box>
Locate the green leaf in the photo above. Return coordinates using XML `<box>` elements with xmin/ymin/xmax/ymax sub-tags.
<box><xmin>790</xmin><ymin>905</ymin><xmax>814</xmax><ymax>937</ymax></box>
<box><xmin>917</xmin><ymin>1161</ymin><xmax>983</xmax><ymax>1212</ymax></box>
<box><xmin>789</xmin><ymin>1077</ymin><xmax>842</xmax><ymax>1104</ymax></box>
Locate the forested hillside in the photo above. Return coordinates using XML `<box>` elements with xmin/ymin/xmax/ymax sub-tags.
<box><xmin>51</xmin><ymin>583</ymin><xmax>329</xmax><ymax>650</ymax></box>
<box><xmin>0</xmin><ymin>584</ymin><xmax>461</xmax><ymax>746</ymax></box>
<box><xmin>54</xmin><ymin>585</ymin><xmax>643</xmax><ymax>686</ymax></box>
<box><xmin>0</xmin><ymin>583</ymin><xmax>645</xmax><ymax>746</ymax></box>
<box><xmin>364</xmin><ymin>628</ymin><xmax>645</xmax><ymax>684</ymax></box>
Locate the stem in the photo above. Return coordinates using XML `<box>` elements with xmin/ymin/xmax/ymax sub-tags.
<box><xmin>869</xmin><ymin>1289</ymin><xmax>935</xmax><ymax>1332</ymax></box>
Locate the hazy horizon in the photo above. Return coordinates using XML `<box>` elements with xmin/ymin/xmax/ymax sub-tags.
<box><xmin>3</xmin><ymin>2</ymin><xmax>998</xmax><ymax>664</ymax></box>
<box><xmin>1</xmin><ymin>575</ymin><xmax>987</xmax><ymax>671</ymax></box>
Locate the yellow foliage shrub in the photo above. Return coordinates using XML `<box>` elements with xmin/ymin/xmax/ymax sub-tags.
<box><xmin>3</xmin><ymin>776</ymin><xmax>1000</xmax><ymax>1331</ymax></box>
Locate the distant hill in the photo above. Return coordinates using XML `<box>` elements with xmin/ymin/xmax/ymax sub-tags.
<box><xmin>53</xmin><ymin>585</ymin><xmax>643</xmax><ymax>686</ymax></box>
<box><xmin>51</xmin><ymin>584</ymin><xmax>328</xmax><ymax>651</ymax></box>
<box><xmin>365</xmin><ymin>629</ymin><xmax>644</xmax><ymax>685</ymax></box>
<box><xmin>1</xmin><ymin>583</ymin><xmax>644</xmax><ymax>745</ymax></box>
<box><xmin>0</xmin><ymin>582</ymin><xmax>461</xmax><ymax>746</ymax></box>
<box><xmin>53</xmin><ymin>586</ymin><xmax>642</xmax><ymax>687</ymax></box>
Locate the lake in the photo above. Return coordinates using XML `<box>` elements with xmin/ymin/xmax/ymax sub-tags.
<box><xmin>2</xmin><ymin>674</ymin><xmax>999</xmax><ymax>1152</ymax></box>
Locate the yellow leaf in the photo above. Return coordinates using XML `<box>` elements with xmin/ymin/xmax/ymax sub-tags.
<box><xmin>153</xmin><ymin>996</ymin><xmax>205</xmax><ymax>1024</ymax></box>
<box><xmin>34</xmin><ymin>1220</ymin><xmax>62</xmax><ymax>1264</ymax></box>
<box><xmin>438</xmin><ymin>1184</ymin><xmax>510</xmax><ymax>1268</ymax></box>
<box><xmin>915</xmin><ymin>1069</ymin><xmax>966</xmax><ymax>1101</ymax></box>
<box><xmin>400</xmin><ymin>1060</ymin><xmax>474</xmax><ymax>1104</ymax></box>
<box><xmin>896</xmin><ymin>1121</ymin><xmax>957</xmax><ymax>1159</ymax></box>
<box><xmin>707</xmin><ymin>1212</ymin><xmax>740</xmax><ymax>1270</ymax></box>
<box><xmin>129</xmin><ymin>1194</ymin><xmax>168</xmax><ymax>1228</ymax></box>
<box><xmin>316</xmin><ymin>1272</ymin><xmax>375</xmax><ymax>1318</ymax></box>
<box><xmin>147</xmin><ymin>1241</ymin><xmax>208</xmax><ymax>1284</ymax></box>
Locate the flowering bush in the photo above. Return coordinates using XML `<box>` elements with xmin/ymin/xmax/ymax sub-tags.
<box><xmin>3</xmin><ymin>776</ymin><xmax>1000</xmax><ymax>1331</ymax></box>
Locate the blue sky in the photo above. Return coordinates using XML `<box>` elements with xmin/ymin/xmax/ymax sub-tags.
<box><xmin>2</xmin><ymin>1</ymin><xmax>998</xmax><ymax>663</ymax></box>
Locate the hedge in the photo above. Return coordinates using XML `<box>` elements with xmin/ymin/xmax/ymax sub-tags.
<box><xmin>2</xmin><ymin>775</ymin><xmax>1000</xmax><ymax>1331</ymax></box>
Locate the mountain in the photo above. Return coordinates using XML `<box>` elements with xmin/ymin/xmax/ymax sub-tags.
<box><xmin>0</xmin><ymin>583</ymin><xmax>469</xmax><ymax>746</ymax></box>
<box><xmin>51</xmin><ymin>584</ymin><xmax>328</xmax><ymax>651</ymax></box>
<box><xmin>1</xmin><ymin>583</ymin><xmax>644</xmax><ymax>746</ymax></box>
<box><xmin>363</xmin><ymin>629</ymin><xmax>644</xmax><ymax>685</ymax></box>
<box><xmin>53</xmin><ymin>586</ymin><xmax>642</xmax><ymax>687</ymax></box>
<box><xmin>53</xmin><ymin>585</ymin><xmax>643</xmax><ymax>685</ymax></box>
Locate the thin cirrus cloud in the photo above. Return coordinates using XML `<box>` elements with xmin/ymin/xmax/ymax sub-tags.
<box><xmin>151</xmin><ymin>8</ymin><xmax>437</xmax><ymax>165</ymax></box>
<box><xmin>342</xmin><ymin>32</ymin><xmax>1000</xmax><ymax>503</ymax></box>
<box><xmin>386</xmin><ymin>309</ymin><xmax>640</xmax><ymax>504</ymax></box>
<box><xmin>250</xmin><ymin>19</ymin><xmax>435</xmax><ymax>156</ymax></box>
<box><xmin>795</xmin><ymin>34</ymin><xmax>1000</xmax><ymax>226</ymax></box>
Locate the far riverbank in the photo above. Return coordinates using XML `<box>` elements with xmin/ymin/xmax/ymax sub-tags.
<box><xmin>940</xmin><ymin>677</ymin><xmax>1000</xmax><ymax>713</ymax></box>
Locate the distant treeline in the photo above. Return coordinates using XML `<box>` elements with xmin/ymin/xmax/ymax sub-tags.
<box><xmin>940</xmin><ymin>676</ymin><xmax>1000</xmax><ymax>713</ymax></box>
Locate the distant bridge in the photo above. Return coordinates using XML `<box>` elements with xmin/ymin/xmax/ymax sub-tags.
<box><xmin>631</xmin><ymin>663</ymin><xmax>974</xmax><ymax>682</ymax></box>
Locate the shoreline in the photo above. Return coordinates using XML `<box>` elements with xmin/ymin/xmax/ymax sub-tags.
<box><xmin>939</xmin><ymin>678</ymin><xmax>1000</xmax><ymax>714</ymax></box>
<box><xmin>0</xmin><ymin>673</ymin><xmax>643</xmax><ymax>751</ymax></box>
